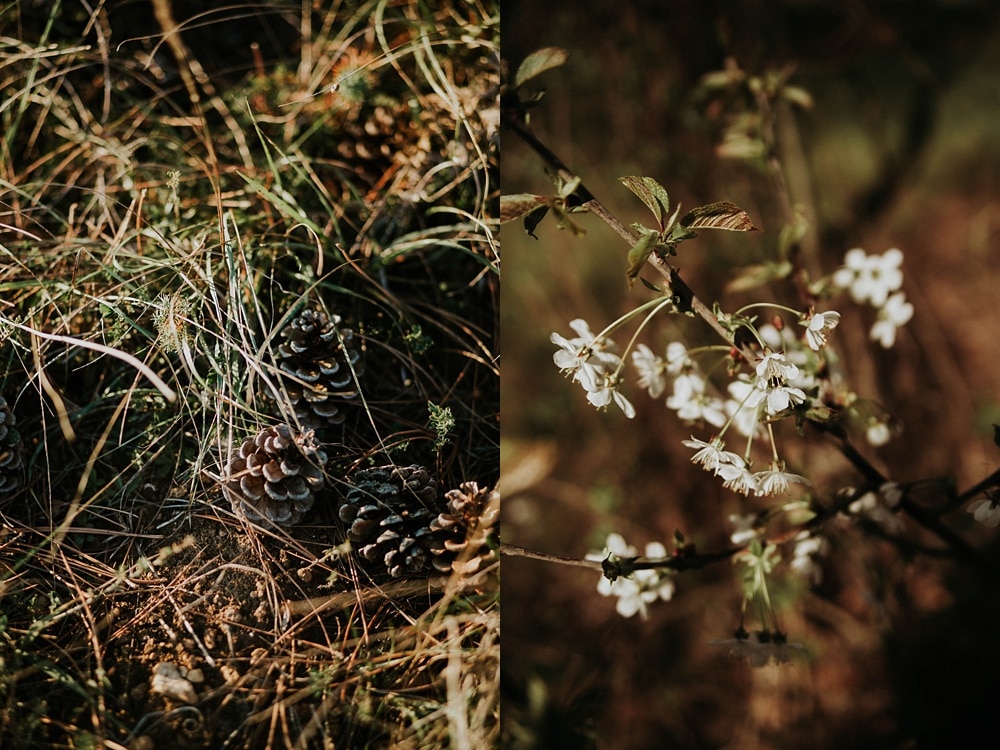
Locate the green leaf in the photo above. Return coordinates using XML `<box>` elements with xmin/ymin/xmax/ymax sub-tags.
<box><xmin>514</xmin><ymin>47</ymin><xmax>569</xmax><ymax>89</ymax></box>
<box><xmin>680</xmin><ymin>201</ymin><xmax>759</xmax><ymax>232</ymax></box>
<box><xmin>666</xmin><ymin>222</ymin><xmax>698</xmax><ymax>244</ymax></box>
<box><xmin>550</xmin><ymin>203</ymin><xmax>586</xmax><ymax>237</ymax></box>
<box><xmin>626</xmin><ymin>230</ymin><xmax>658</xmax><ymax>286</ymax></box>
<box><xmin>500</xmin><ymin>193</ymin><xmax>548</xmax><ymax>224</ymax></box>
<box><xmin>804</xmin><ymin>405</ymin><xmax>837</xmax><ymax>424</ymax></box>
<box><xmin>619</xmin><ymin>176</ymin><xmax>670</xmax><ymax>228</ymax></box>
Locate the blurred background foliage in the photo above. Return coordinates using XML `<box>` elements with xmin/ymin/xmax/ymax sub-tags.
<box><xmin>501</xmin><ymin>1</ymin><xmax>1000</xmax><ymax>747</ymax></box>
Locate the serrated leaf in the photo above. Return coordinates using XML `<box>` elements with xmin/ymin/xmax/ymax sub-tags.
<box><xmin>680</xmin><ymin>201</ymin><xmax>759</xmax><ymax>232</ymax></box>
<box><xmin>619</xmin><ymin>176</ymin><xmax>670</xmax><ymax>228</ymax></box>
<box><xmin>626</xmin><ymin>231</ymin><xmax>658</xmax><ymax>287</ymax></box>
<box><xmin>515</xmin><ymin>47</ymin><xmax>569</xmax><ymax>89</ymax></box>
<box><xmin>500</xmin><ymin>194</ymin><xmax>548</xmax><ymax>224</ymax></box>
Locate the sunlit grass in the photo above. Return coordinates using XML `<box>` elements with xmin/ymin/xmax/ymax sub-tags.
<box><xmin>0</xmin><ymin>1</ymin><xmax>498</xmax><ymax>747</ymax></box>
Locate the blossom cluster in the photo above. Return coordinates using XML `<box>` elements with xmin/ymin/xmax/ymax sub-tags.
<box><xmin>585</xmin><ymin>533</ymin><xmax>675</xmax><ymax>619</ymax></box>
<box><xmin>551</xmin><ymin>319</ymin><xmax>635</xmax><ymax>418</ymax></box>
<box><xmin>549</xmin><ymin>245</ymin><xmax>922</xmax><ymax>639</ymax></box>
<box><xmin>833</xmin><ymin>247</ymin><xmax>913</xmax><ymax>348</ymax></box>
<box><xmin>685</xmin><ymin>436</ymin><xmax>808</xmax><ymax>497</ymax></box>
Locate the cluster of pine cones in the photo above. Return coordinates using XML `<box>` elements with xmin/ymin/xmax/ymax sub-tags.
<box><xmin>224</xmin><ymin>306</ymin><xmax>359</xmax><ymax>528</ymax></box>
<box><xmin>338</xmin><ymin>465</ymin><xmax>499</xmax><ymax>578</ymax></box>
<box><xmin>222</xmin><ymin>306</ymin><xmax>497</xmax><ymax>579</ymax></box>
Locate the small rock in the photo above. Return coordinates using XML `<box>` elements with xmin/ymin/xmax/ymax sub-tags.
<box><xmin>150</xmin><ymin>662</ymin><xmax>198</xmax><ymax>704</ymax></box>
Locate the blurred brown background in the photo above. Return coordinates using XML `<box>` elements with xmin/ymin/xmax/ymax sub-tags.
<box><xmin>501</xmin><ymin>1</ymin><xmax>1000</xmax><ymax>747</ymax></box>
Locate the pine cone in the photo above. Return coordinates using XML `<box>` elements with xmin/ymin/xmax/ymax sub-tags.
<box><xmin>0</xmin><ymin>396</ymin><xmax>22</xmax><ymax>494</ymax></box>
<box><xmin>338</xmin><ymin>465</ymin><xmax>441</xmax><ymax>578</ymax></box>
<box><xmin>272</xmin><ymin>308</ymin><xmax>362</xmax><ymax>428</ymax></box>
<box><xmin>429</xmin><ymin>482</ymin><xmax>499</xmax><ymax>576</ymax></box>
<box><xmin>224</xmin><ymin>424</ymin><xmax>327</xmax><ymax>526</ymax></box>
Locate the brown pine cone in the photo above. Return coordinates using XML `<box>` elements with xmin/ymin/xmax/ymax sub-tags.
<box><xmin>0</xmin><ymin>396</ymin><xmax>22</xmax><ymax>494</ymax></box>
<box><xmin>272</xmin><ymin>308</ymin><xmax>362</xmax><ymax>429</ymax></box>
<box><xmin>224</xmin><ymin>424</ymin><xmax>327</xmax><ymax>526</ymax></box>
<box><xmin>338</xmin><ymin>465</ymin><xmax>441</xmax><ymax>578</ymax></box>
<box><xmin>429</xmin><ymin>482</ymin><xmax>499</xmax><ymax>576</ymax></box>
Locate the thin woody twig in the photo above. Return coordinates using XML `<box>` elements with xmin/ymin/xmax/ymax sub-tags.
<box><xmin>503</xmin><ymin>106</ymin><xmax>752</xmax><ymax>355</ymax></box>
<box><xmin>500</xmin><ymin>543</ymin><xmax>602</xmax><ymax>569</ymax></box>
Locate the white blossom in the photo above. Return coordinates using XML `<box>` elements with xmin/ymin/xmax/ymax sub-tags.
<box><xmin>683</xmin><ymin>437</ymin><xmax>743</xmax><ymax>473</ymax></box>
<box><xmin>632</xmin><ymin>343</ymin><xmax>667</xmax><ymax>399</ymax></box>
<box><xmin>755</xmin><ymin>351</ymin><xmax>799</xmax><ymax>383</ymax></box>
<box><xmin>664</xmin><ymin>341</ymin><xmax>692</xmax><ymax>375</ymax></box>
<box><xmin>717</xmin><ymin>462</ymin><xmax>759</xmax><ymax>495</ymax></box>
<box><xmin>726</xmin><ymin>378</ymin><xmax>764</xmax><ymax>437</ymax></box>
<box><xmin>800</xmin><ymin>310</ymin><xmax>841</xmax><ymax>351</ymax></box>
<box><xmin>551</xmin><ymin>318</ymin><xmax>622</xmax><ymax>392</ymax></box>
<box><xmin>969</xmin><ymin>496</ymin><xmax>1000</xmax><ymax>528</ymax></box>
<box><xmin>869</xmin><ymin>291</ymin><xmax>913</xmax><ymax>349</ymax></box>
<box><xmin>849</xmin><ymin>485</ymin><xmax>904</xmax><ymax>533</ymax></box>
<box><xmin>790</xmin><ymin>534</ymin><xmax>828</xmax><ymax>585</ymax></box>
<box><xmin>667</xmin><ymin>374</ymin><xmax>726</xmax><ymax>426</ymax></box>
<box><xmin>586</xmin><ymin>372</ymin><xmax>636</xmax><ymax>418</ymax></box>
<box><xmin>754</xmin><ymin>467</ymin><xmax>810</xmax><ymax>496</ymax></box>
<box><xmin>587</xmin><ymin>534</ymin><xmax>674</xmax><ymax>620</ymax></box>
<box><xmin>834</xmin><ymin>247</ymin><xmax>904</xmax><ymax>307</ymax></box>
<box><xmin>759</xmin><ymin>382</ymin><xmax>807</xmax><ymax>416</ymax></box>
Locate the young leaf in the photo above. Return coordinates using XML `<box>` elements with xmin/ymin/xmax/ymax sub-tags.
<box><xmin>500</xmin><ymin>193</ymin><xmax>548</xmax><ymax>224</ymax></box>
<box><xmin>558</xmin><ymin>175</ymin><xmax>583</xmax><ymax>200</ymax></box>
<box><xmin>626</xmin><ymin>230</ymin><xmax>658</xmax><ymax>287</ymax></box>
<box><xmin>680</xmin><ymin>201</ymin><xmax>759</xmax><ymax>232</ymax></box>
<box><xmin>551</xmin><ymin>202</ymin><xmax>586</xmax><ymax>237</ymax></box>
<box><xmin>515</xmin><ymin>47</ymin><xmax>569</xmax><ymax>89</ymax></box>
<box><xmin>619</xmin><ymin>176</ymin><xmax>670</xmax><ymax>228</ymax></box>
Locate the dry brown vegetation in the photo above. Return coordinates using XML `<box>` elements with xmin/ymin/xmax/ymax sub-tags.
<box><xmin>0</xmin><ymin>2</ymin><xmax>498</xmax><ymax>747</ymax></box>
